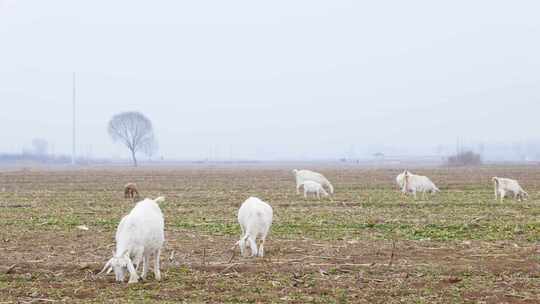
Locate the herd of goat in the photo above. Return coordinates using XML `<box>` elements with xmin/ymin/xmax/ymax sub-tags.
<box><xmin>100</xmin><ymin>168</ymin><xmax>529</xmax><ymax>283</ymax></box>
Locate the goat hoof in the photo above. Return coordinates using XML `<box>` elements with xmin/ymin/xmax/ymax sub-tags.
<box><xmin>128</xmin><ymin>277</ymin><xmax>140</xmax><ymax>284</ymax></box>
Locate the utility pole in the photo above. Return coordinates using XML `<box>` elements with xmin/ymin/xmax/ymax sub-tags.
<box><xmin>72</xmin><ymin>72</ymin><xmax>76</xmax><ymax>165</ymax></box>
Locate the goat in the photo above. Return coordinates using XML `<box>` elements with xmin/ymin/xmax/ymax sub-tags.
<box><xmin>235</xmin><ymin>197</ymin><xmax>273</xmax><ymax>257</ymax></box>
<box><xmin>99</xmin><ymin>196</ymin><xmax>165</xmax><ymax>283</ymax></box>
<box><xmin>492</xmin><ymin>177</ymin><xmax>528</xmax><ymax>202</ymax></box>
<box><xmin>292</xmin><ymin>169</ymin><xmax>334</xmax><ymax>195</ymax></box>
<box><xmin>124</xmin><ymin>183</ymin><xmax>140</xmax><ymax>201</ymax></box>
<box><xmin>301</xmin><ymin>181</ymin><xmax>329</xmax><ymax>199</ymax></box>
<box><xmin>402</xmin><ymin>171</ymin><xmax>439</xmax><ymax>200</ymax></box>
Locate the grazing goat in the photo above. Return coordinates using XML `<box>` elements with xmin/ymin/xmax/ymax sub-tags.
<box><xmin>402</xmin><ymin>171</ymin><xmax>439</xmax><ymax>199</ymax></box>
<box><xmin>301</xmin><ymin>181</ymin><xmax>329</xmax><ymax>199</ymax></box>
<box><xmin>292</xmin><ymin>169</ymin><xmax>334</xmax><ymax>195</ymax></box>
<box><xmin>492</xmin><ymin>177</ymin><xmax>528</xmax><ymax>202</ymax></box>
<box><xmin>124</xmin><ymin>183</ymin><xmax>140</xmax><ymax>201</ymax></box>
<box><xmin>99</xmin><ymin>196</ymin><xmax>165</xmax><ymax>283</ymax></box>
<box><xmin>236</xmin><ymin>197</ymin><xmax>273</xmax><ymax>257</ymax></box>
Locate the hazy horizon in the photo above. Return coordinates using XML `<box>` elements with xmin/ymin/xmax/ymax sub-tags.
<box><xmin>1</xmin><ymin>1</ymin><xmax>539</xmax><ymax>160</ymax></box>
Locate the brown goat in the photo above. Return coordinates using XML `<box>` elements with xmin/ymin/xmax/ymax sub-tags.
<box><xmin>124</xmin><ymin>183</ymin><xmax>140</xmax><ymax>201</ymax></box>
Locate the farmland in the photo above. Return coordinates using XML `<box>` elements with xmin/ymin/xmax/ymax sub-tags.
<box><xmin>0</xmin><ymin>165</ymin><xmax>539</xmax><ymax>303</ymax></box>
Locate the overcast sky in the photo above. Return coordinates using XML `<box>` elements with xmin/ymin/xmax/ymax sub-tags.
<box><xmin>1</xmin><ymin>0</ymin><xmax>539</xmax><ymax>160</ymax></box>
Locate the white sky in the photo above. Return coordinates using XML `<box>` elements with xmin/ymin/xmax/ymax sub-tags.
<box><xmin>1</xmin><ymin>0</ymin><xmax>539</xmax><ymax>159</ymax></box>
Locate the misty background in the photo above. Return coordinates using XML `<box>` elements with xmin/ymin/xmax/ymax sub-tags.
<box><xmin>1</xmin><ymin>0</ymin><xmax>539</xmax><ymax>162</ymax></box>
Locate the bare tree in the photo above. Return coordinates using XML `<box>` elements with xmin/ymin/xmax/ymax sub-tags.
<box><xmin>107</xmin><ymin>111</ymin><xmax>156</xmax><ymax>167</ymax></box>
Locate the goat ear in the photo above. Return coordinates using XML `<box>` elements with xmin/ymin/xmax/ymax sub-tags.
<box><xmin>98</xmin><ymin>259</ymin><xmax>112</xmax><ymax>275</ymax></box>
<box><xmin>122</xmin><ymin>250</ymin><xmax>129</xmax><ymax>258</ymax></box>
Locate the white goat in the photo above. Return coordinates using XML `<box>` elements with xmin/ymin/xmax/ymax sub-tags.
<box><xmin>99</xmin><ymin>196</ymin><xmax>165</xmax><ymax>283</ymax></box>
<box><xmin>301</xmin><ymin>181</ymin><xmax>329</xmax><ymax>199</ymax></box>
<box><xmin>292</xmin><ymin>169</ymin><xmax>334</xmax><ymax>195</ymax></box>
<box><xmin>402</xmin><ymin>171</ymin><xmax>439</xmax><ymax>199</ymax></box>
<box><xmin>236</xmin><ymin>197</ymin><xmax>273</xmax><ymax>257</ymax></box>
<box><xmin>492</xmin><ymin>177</ymin><xmax>528</xmax><ymax>202</ymax></box>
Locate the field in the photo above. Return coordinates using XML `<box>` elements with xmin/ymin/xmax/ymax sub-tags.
<box><xmin>0</xmin><ymin>165</ymin><xmax>539</xmax><ymax>303</ymax></box>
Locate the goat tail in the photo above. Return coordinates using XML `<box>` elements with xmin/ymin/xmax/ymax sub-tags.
<box><xmin>492</xmin><ymin>177</ymin><xmax>498</xmax><ymax>199</ymax></box>
<box><xmin>154</xmin><ymin>196</ymin><xmax>166</xmax><ymax>203</ymax></box>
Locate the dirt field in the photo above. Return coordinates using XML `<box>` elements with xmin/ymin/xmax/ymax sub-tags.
<box><xmin>0</xmin><ymin>165</ymin><xmax>539</xmax><ymax>303</ymax></box>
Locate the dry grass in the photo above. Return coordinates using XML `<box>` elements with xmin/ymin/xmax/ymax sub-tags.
<box><xmin>0</xmin><ymin>165</ymin><xmax>539</xmax><ymax>303</ymax></box>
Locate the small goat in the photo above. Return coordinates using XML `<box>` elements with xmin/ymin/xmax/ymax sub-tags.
<box><xmin>124</xmin><ymin>183</ymin><xmax>140</xmax><ymax>201</ymax></box>
<box><xmin>492</xmin><ymin>177</ymin><xmax>528</xmax><ymax>202</ymax></box>
<box><xmin>99</xmin><ymin>196</ymin><xmax>165</xmax><ymax>283</ymax></box>
<box><xmin>301</xmin><ymin>181</ymin><xmax>329</xmax><ymax>199</ymax></box>
<box><xmin>292</xmin><ymin>169</ymin><xmax>334</xmax><ymax>195</ymax></box>
<box><xmin>235</xmin><ymin>197</ymin><xmax>273</xmax><ymax>257</ymax></box>
<box><xmin>402</xmin><ymin>171</ymin><xmax>439</xmax><ymax>200</ymax></box>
